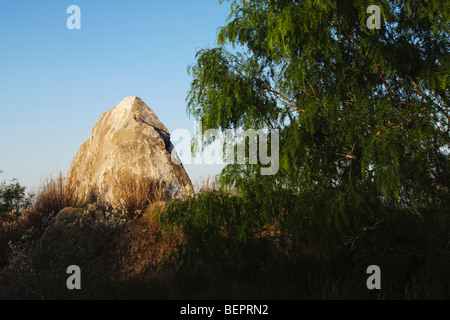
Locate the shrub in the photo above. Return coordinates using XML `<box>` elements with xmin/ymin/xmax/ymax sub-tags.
<box><xmin>0</xmin><ymin>204</ymin><xmax>180</xmax><ymax>299</ymax></box>
<box><xmin>159</xmin><ymin>186</ymin><xmax>450</xmax><ymax>299</ymax></box>
<box><xmin>0</xmin><ymin>171</ymin><xmax>33</xmax><ymax>222</ymax></box>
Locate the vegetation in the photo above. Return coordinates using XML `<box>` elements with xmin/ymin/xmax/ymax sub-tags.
<box><xmin>0</xmin><ymin>172</ymin><xmax>176</xmax><ymax>299</ymax></box>
<box><xmin>0</xmin><ymin>171</ymin><xmax>33</xmax><ymax>222</ymax></box>
<box><xmin>32</xmin><ymin>173</ymin><xmax>78</xmax><ymax>215</ymax></box>
<box><xmin>186</xmin><ymin>0</ymin><xmax>449</xmax><ymax>258</ymax></box>
<box><xmin>167</xmin><ymin>0</ymin><xmax>450</xmax><ymax>298</ymax></box>
<box><xmin>115</xmin><ymin>172</ymin><xmax>169</xmax><ymax>218</ymax></box>
<box><xmin>0</xmin><ymin>0</ymin><xmax>449</xmax><ymax>299</ymax></box>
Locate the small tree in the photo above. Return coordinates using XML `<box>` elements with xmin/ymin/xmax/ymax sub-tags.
<box><xmin>0</xmin><ymin>171</ymin><xmax>33</xmax><ymax>221</ymax></box>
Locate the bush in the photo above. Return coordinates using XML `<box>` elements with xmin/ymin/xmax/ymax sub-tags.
<box><xmin>0</xmin><ymin>204</ymin><xmax>179</xmax><ymax>299</ymax></box>
<box><xmin>2</xmin><ymin>184</ymin><xmax>449</xmax><ymax>299</ymax></box>
<box><xmin>160</xmin><ymin>186</ymin><xmax>450</xmax><ymax>299</ymax></box>
<box><xmin>0</xmin><ymin>171</ymin><xmax>33</xmax><ymax>222</ymax></box>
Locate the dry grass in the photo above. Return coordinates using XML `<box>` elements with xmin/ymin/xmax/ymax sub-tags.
<box><xmin>193</xmin><ymin>176</ymin><xmax>219</xmax><ymax>194</ymax></box>
<box><xmin>0</xmin><ymin>209</ymin><xmax>46</xmax><ymax>268</ymax></box>
<box><xmin>0</xmin><ymin>201</ymin><xmax>184</xmax><ymax>298</ymax></box>
<box><xmin>33</xmin><ymin>172</ymin><xmax>78</xmax><ymax>214</ymax></box>
<box><xmin>115</xmin><ymin>172</ymin><xmax>169</xmax><ymax>217</ymax></box>
<box><xmin>116</xmin><ymin>205</ymin><xmax>184</xmax><ymax>282</ymax></box>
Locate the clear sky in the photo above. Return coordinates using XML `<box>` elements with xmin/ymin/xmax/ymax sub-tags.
<box><xmin>0</xmin><ymin>0</ymin><xmax>230</xmax><ymax>191</ymax></box>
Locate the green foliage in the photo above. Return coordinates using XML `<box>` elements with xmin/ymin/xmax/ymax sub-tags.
<box><xmin>160</xmin><ymin>188</ymin><xmax>300</xmax><ymax>299</ymax></box>
<box><xmin>0</xmin><ymin>171</ymin><xmax>33</xmax><ymax>222</ymax></box>
<box><xmin>160</xmin><ymin>185</ymin><xmax>450</xmax><ymax>299</ymax></box>
<box><xmin>160</xmin><ymin>189</ymin><xmax>274</xmax><ymax>271</ymax></box>
<box><xmin>187</xmin><ymin>0</ymin><xmax>450</xmax><ymax>258</ymax></box>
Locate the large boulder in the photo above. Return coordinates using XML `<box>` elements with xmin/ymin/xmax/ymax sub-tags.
<box><xmin>65</xmin><ymin>96</ymin><xmax>194</xmax><ymax>207</ymax></box>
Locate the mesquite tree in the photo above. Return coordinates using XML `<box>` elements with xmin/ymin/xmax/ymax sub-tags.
<box><xmin>184</xmin><ymin>0</ymin><xmax>449</xmax><ymax>257</ymax></box>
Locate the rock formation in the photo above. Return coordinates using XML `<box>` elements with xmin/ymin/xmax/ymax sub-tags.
<box><xmin>65</xmin><ymin>96</ymin><xmax>194</xmax><ymax>207</ymax></box>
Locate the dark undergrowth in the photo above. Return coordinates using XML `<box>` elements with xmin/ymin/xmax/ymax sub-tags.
<box><xmin>0</xmin><ymin>185</ymin><xmax>449</xmax><ymax>300</ymax></box>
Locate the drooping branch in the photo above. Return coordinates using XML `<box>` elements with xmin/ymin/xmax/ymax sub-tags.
<box><xmin>410</xmin><ymin>78</ymin><xmax>450</xmax><ymax>126</ymax></box>
<box><xmin>226</xmin><ymin>54</ymin><xmax>302</xmax><ymax>120</ymax></box>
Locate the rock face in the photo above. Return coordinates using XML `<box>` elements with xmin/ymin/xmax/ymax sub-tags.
<box><xmin>65</xmin><ymin>96</ymin><xmax>194</xmax><ymax>207</ymax></box>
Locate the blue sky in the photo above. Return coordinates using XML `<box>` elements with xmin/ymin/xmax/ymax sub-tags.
<box><xmin>0</xmin><ymin>0</ymin><xmax>230</xmax><ymax>191</ymax></box>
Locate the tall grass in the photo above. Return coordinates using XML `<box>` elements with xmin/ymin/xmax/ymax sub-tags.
<box><xmin>193</xmin><ymin>176</ymin><xmax>219</xmax><ymax>194</ymax></box>
<box><xmin>33</xmin><ymin>172</ymin><xmax>77</xmax><ymax>214</ymax></box>
<box><xmin>115</xmin><ymin>173</ymin><xmax>168</xmax><ymax>217</ymax></box>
